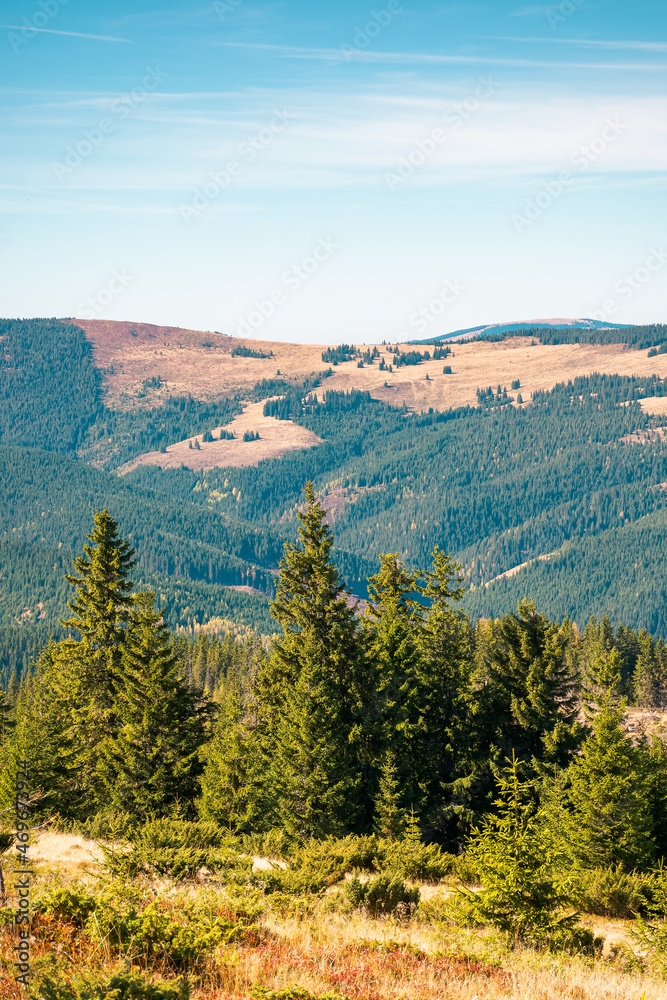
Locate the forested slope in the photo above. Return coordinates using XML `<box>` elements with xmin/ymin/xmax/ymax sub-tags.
<box><xmin>0</xmin><ymin>447</ymin><xmax>283</xmax><ymax>590</ymax></box>
<box><xmin>126</xmin><ymin>375</ymin><xmax>667</xmax><ymax>625</ymax></box>
<box><xmin>0</xmin><ymin>536</ymin><xmax>274</xmax><ymax>686</ymax></box>
<box><xmin>0</xmin><ymin>317</ymin><xmax>102</xmax><ymax>451</ymax></box>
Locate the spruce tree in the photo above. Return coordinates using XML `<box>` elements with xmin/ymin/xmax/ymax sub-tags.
<box><xmin>564</xmin><ymin>699</ymin><xmax>655</xmax><ymax>870</ymax></box>
<box><xmin>61</xmin><ymin>509</ymin><xmax>136</xmax><ymax>714</ymax></box>
<box><xmin>582</xmin><ymin>646</ymin><xmax>624</xmax><ymax>718</ymax></box>
<box><xmin>415</xmin><ymin>547</ymin><xmax>473</xmax><ymax>834</ymax></box>
<box><xmin>0</xmin><ymin>687</ymin><xmax>13</xmax><ymax>746</ymax></box>
<box><xmin>101</xmin><ymin>592</ymin><xmax>208</xmax><ymax>819</ymax></box>
<box><xmin>483</xmin><ymin>600</ymin><xmax>581</xmax><ymax>770</ymax></box>
<box><xmin>373</xmin><ymin>750</ymin><xmax>407</xmax><ymax>839</ymax></box>
<box><xmin>0</xmin><ymin>655</ymin><xmax>80</xmax><ymax>819</ymax></box>
<box><xmin>200</xmin><ymin>685</ymin><xmax>272</xmax><ymax>833</ymax></box>
<box><xmin>362</xmin><ymin>554</ymin><xmax>426</xmax><ymax>811</ymax></box>
<box><xmin>256</xmin><ymin>482</ymin><xmax>363</xmax><ymax>837</ymax></box>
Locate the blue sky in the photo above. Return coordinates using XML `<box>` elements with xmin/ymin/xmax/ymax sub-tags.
<box><xmin>1</xmin><ymin>0</ymin><xmax>666</xmax><ymax>342</ymax></box>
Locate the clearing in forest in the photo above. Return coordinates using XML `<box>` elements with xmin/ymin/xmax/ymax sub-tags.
<box><xmin>118</xmin><ymin>398</ymin><xmax>323</xmax><ymax>473</ymax></box>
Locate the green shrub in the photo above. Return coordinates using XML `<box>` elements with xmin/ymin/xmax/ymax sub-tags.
<box><xmin>101</xmin><ymin>819</ymin><xmax>250</xmax><ymax>881</ymax></box>
<box><xmin>376</xmin><ymin>838</ymin><xmax>455</xmax><ymax>883</ymax></box>
<box><xmin>79</xmin><ymin>811</ymin><xmax>138</xmax><ymax>841</ymax></box>
<box><xmin>33</xmin><ymin>970</ymin><xmax>190</xmax><ymax>1000</ymax></box>
<box><xmin>250</xmin><ymin>987</ymin><xmax>341</xmax><ymax>1000</ymax></box>
<box><xmin>574</xmin><ymin>866</ymin><xmax>656</xmax><ymax>918</ymax></box>
<box><xmin>345</xmin><ymin>872</ymin><xmax>420</xmax><ymax>917</ymax></box>
<box><xmin>35</xmin><ymin>886</ymin><xmax>98</xmax><ymax>926</ymax></box>
<box><xmin>241</xmin><ymin>828</ymin><xmax>302</xmax><ymax>860</ymax></box>
<box><xmin>250</xmin><ymin>836</ymin><xmax>380</xmax><ymax>896</ymax></box>
<box><xmin>87</xmin><ymin>896</ymin><xmax>259</xmax><ymax>968</ymax></box>
<box><xmin>450</xmin><ymin>854</ymin><xmax>481</xmax><ymax>885</ymax></box>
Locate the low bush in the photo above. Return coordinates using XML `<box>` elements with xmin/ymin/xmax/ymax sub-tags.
<box><xmin>250</xmin><ymin>987</ymin><xmax>341</xmax><ymax>1000</ymax></box>
<box><xmin>34</xmin><ymin>970</ymin><xmax>190</xmax><ymax>1000</ymax></box>
<box><xmin>573</xmin><ymin>866</ymin><xmax>656</xmax><ymax>918</ymax></box>
<box><xmin>376</xmin><ymin>838</ymin><xmax>455</xmax><ymax>883</ymax></box>
<box><xmin>88</xmin><ymin>899</ymin><xmax>256</xmax><ymax>967</ymax></box>
<box><xmin>241</xmin><ymin>828</ymin><xmax>302</xmax><ymax>861</ymax></box>
<box><xmin>101</xmin><ymin>819</ymin><xmax>250</xmax><ymax>881</ymax></box>
<box><xmin>35</xmin><ymin>886</ymin><xmax>98</xmax><ymax>926</ymax></box>
<box><xmin>345</xmin><ymin>872</ymin><xmax>420</xmax><ymax>917</ymax></box>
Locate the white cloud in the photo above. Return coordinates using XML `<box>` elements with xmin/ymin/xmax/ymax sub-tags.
<box><xmin>0</xmin><ymin>25</ymin><xmax>131</xmax><ymax>42</ymax></box>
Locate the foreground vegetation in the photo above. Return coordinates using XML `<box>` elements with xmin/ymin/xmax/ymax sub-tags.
<box><xmin>2</xmin><ymin>823</ymin><xmax>667</xmax><ymax>998</ymax></box>
<box><xmin>4</xmin><ymin>491</ymin><xmax>667</xmax><ymax>993</ymax></box>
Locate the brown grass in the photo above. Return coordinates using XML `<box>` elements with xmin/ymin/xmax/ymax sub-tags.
<box><xmin>70</xmin><ymin>319</ymin><xmax>667</xmax><ymax>416</ymax></box>
<box><xmin>30</xmin><ymin>831</ymin><xmax>105</xmax><ymax>873</ymax></box>
<box><xmin>1</xmin><ymin>849</ymin><xmax>665</xmax><ymax>999</ymax></box>
<box><xmin>118</xmin><ymin>399</ymin><xmax>323</xmax><ymax>473</ymax></box>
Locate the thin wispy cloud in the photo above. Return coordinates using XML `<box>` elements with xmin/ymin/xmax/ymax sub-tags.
<box><xmin>210</xmin><ymin>40</ymin><xmax>667</xmax><ymax>72</ymax></box>
<box><xmin>496</xmin><ymin>36</ymin><xmax>667</xmax><ymax>52</ymax></box>
<box><xmin>0</xmin><ymin>25</ymin><xmax>132</xmax><ymax>43</ymax></box>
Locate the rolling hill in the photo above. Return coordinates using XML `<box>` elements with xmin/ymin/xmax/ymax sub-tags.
<box><xmin>3</xmin><ymin>315</ymin><xmax>667</xmax><ymax>680</ymax></box>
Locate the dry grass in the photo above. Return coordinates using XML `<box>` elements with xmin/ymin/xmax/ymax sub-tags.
<box><xmin>29</xmin><ymin>831</ymin><xmax>105</xmax><ymax>873</ymax></box>
<box><xmin>2</xmin><ymin>844</ymin><xmax>666</xmax><ymax>999</ymax></box>
<box><xmin>640</xmin><ymin>397</ymin><xmax>667</xmax><ymax>416</ymax></box>
<box><xmin>118</xmin><ymin>399</ymin><xmax>323</xmax><ymax>473</ymax></box>
<box><xmin>71</xmin><ymin>319</ymin><xmax>667</xmax><ymax>416</ymax></box>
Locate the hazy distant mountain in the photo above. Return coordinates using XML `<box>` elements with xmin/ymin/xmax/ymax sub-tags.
<box><xmin>409</xmin><ymin>318</ymin><xmax>634</xmax><ymax>345</ymax></box>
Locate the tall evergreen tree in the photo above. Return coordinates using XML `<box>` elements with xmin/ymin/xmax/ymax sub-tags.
<box><xmin>101</xmin><ymin>592</ymin><xmax>207</xmax><ymax>819</ymax></box>
<box><xmin>200</xmin><ymin>686</ymin><xmax>272</xmax><ymax>833</ymax></box>
<box><xmin>482</xmin><ymin>600</ymin><xmax>581</xmax><ymax>770</ymax></box>
<box><xmin>256</xmin><ymin>483</ymin><xmax>363</xmax><ymax>837</ymax></box>
<box><xmin>61</xmin><ymin>509</ymin><xmax>136</xmax><ymax>718</ymax></box>
<box><xmin>373</xmin><ymin>750</ymin><xmax>407</xmax><ymax>839</ymax></box>
<box><xmin>564</xmin><ymin>698</ymin><xmax>655</xmax><ymax>870</ymax></box>
<box><xmin>416</xmin><ymin>547</ymin><xmax>474</xmax><ymax>834</ymax></box>
<box><xmin>362</xmin><ymin>554</ymin><xmax>426</xmax><ymax>811</ymax></box>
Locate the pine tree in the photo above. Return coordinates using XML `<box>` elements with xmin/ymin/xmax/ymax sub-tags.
<box><xmin>564</xmin><ymin>698</ymin><xmax>655</xmax><ymax>870</ymax></box>
<box><xmin>415</xmin><ymin>547</ymin><xmax>473</xmax><ymax>832</ymax></box>
<box><xmin>374</xmin><ymin>750</ymin><xmax>407</xmax><ymax>839</ymax></box>
<box><xmin>582</xmin><ymin>646</ymin><xmax>624</xmax><ymax>718</ymax></box>
<box><xmin>0</xmin><ymin>687</ymin><xmax>13</xmax><ymax>746</ymax></box>
<box><xmin>463</xmin><ymin>752</ymin><xmax>578</xmax><ymax>947</ymax></box>
<box><xmin>0</xmin><ymin>654</ymin><xmax>81</xmax><ymax>819</ymax></box>
<box><xmin>101</xmin><ymin>592</ymin><xmax>208</xmax><ymax>819</ymax></box>
<box><xmin>483</xmin><ymin>600</ymin><xmax>581</xmax><ymax>769</ymax></box>
<box><xmin>256</xmin><ymin>482</ymin><xmax>363</xmax><ymax>837</ymax></box>
<box><xmin>200</xmin><ymin>685</ymin><xmax>272</xmax><ymax>833</ymax></box>
<box><xmin>61</xmin><ymin>508</ymin><xmax>136</xmax><ymax>712</ymax></box>
<box><xmin>362</xmin><ymin>554</ymin><xmax>426</xmax><ymax>812</ymax></box>
<box><xmin>633</xmin><ymin>632</ymin><xmax>667</xmax><ymax>710</ymax></box>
